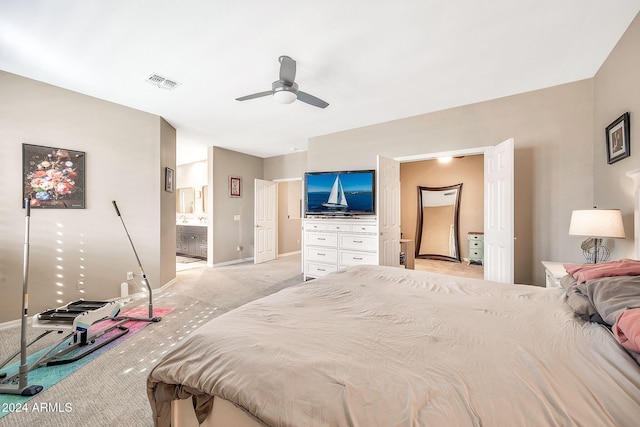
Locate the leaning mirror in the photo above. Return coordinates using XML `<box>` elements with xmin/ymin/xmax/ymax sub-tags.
<box><xmin>415</xmin><ymin>183</ymin><xmax>462</xmax><ymax>262</ymax></box>
<box><xmin>176</xmin><ymin>187</ymin><xmax>195</xmax><ymax>214</ymax></box>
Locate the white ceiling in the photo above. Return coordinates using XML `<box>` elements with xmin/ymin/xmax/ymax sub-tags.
<box><xmin>1</xmin><ymin>1</ymin><xmax>639</xmax><ymax>165</ymax></box>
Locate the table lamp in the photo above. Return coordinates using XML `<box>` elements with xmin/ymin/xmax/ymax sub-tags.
<box><xmin>568</xmin><ymin>208</ymin><xmax>625</xmax><ymax>263</ymax></box>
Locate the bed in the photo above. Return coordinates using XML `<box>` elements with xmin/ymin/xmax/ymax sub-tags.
<box><xmin>147</xmin><ymin>263</ymin><xmax>640</xmax><ymax>426</ymax></box>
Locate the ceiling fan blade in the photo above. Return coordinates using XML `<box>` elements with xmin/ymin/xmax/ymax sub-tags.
<box><xmin>279</xmin><ymin>56</ymin><xmax>296</xmax><ymax>86</ymax></box>
<box><xmin>236</xmin><ymin>91</ymin><xmax>272</xmax><ymax>101</ymax></box>
<box><xmin>297</xmin><ymin>91</ymin><xmax>329</xmax><ymax>108</ymax></box>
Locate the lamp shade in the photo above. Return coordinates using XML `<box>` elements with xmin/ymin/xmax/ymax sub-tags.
<box><xmin>568</xmin><ymin>209</ymin><xmax>626</xmax><ymax>239</ymax></box>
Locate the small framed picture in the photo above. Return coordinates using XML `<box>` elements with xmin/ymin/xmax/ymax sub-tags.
<box><xmin>606</xmin><ymin>112</ymin><xmax>630</xmax><ymax>164</ymax></box>
<box><xmin>229</xmin><ymin>176</ymin><xmax>241</xmax><ymax>198</ymax></box>
<box><xmin>165</xmin><ymin>167</ymin><xmax>174</xmax><ymax>192</ymax></box>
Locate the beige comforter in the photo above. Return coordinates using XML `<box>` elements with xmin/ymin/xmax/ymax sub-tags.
<box><xmin>147</xmin><ymin>265</ymin><xmax>640</xmax><ymax>426</ymax></box>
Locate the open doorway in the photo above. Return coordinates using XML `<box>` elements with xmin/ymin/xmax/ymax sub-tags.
<box><xmin>400</xmin><ymin>155</ymin><xmax>484</xmax><ymax>279</ymax></box>
<box><xmin>254</xmin><ymin>178</ymin><xmax>303</xmax><ymax>265</ymax></box>
<box><xmin>394</xmin><ymin>138</ymin><xmax>514</xmax><ymax>283</ymax></box>
<box><xmin>277</xmin><ymin>180</ymin><xmax>302</xmax><ymax>257</ymax></box>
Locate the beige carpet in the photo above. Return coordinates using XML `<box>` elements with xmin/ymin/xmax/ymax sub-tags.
<box><xmin>0</xmin><ymin>254</ymin><xmax>303</xmax><ymax>427</ymax></box>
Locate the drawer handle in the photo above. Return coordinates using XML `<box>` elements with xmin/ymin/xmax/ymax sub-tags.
<box><xmin>318</xmin><ymin>268</ymin><xmax>325</xmax><ymax>271</ymax></box>
<box><xmin>353</xmin><ymin>240</ymin><xmax>363</xmax><ymax>243</ymax></box>
<box><xmin>317</xmin><ymin>253</ymin><xmax>326</xmax><ymax>256</ymax></box>
<box><xmin>317</xmin><ymin>237</ymin><xmax>326</xmax><ymax>241</ymax></box>
<box><xmin>353</xmin><ymin>257</ymin><xmax>363</xmax><ymax>260</ymax></box>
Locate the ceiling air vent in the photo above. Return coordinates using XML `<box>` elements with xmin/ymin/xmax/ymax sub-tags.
<box><xmin>145</xmin><ymin>73</ymin><xmax>181</xmax><ymax>90</ymax></box>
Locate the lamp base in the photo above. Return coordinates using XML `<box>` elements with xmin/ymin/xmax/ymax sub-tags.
<box><xmin>581</xmin><ymin>238</ymin><xmax>610</xmax><ymax>263</ymax></box>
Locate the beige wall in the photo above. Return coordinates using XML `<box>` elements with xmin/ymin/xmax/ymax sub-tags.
<box><xmin>593</xmin><ymin>13</ymin><xmax>640</xmax><ymax>260</ymax></box>
<box><xmin>401</xmin><ymin>156</ymin><xmax>484</xmax><ymax>260</ymax></box>
<box><xmin>209</xmin><ymin>146</ymin><xmax>264</xmax><ymax>265</ymax></box>
<box><xmin>309</xmin><ymin>79</ymin><xmax>594</xmax><ymax>286</ymax></box>
<box><xmin>0</xmin><ymin>71</ymin><xmax>176</xmax><ymax>323</ymax></box>
<box><xmin>264</xmin><ymin>151</ymin><xmax>307</xmax><ymax>181</ymax></box>
<box><xmin>160</xmin><ymin>119</ymin><xmax>177</xmax><ymax>288</ymax></box>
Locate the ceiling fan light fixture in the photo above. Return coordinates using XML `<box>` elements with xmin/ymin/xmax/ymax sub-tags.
<box><xmin>273</xmin><ymin>87</ymin><xmax>297</xmax><ymax>104</ymax></box>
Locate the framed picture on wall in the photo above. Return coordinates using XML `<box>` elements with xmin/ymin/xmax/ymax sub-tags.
<box><xmin>606</xmin><ymin>112</ymin><xmax>630</xmax><ymax>164</ymax></box>
<box><xmin>22</xmin><ymin>143</ymin><xmax>86</xmax><ymax>208</ymax></box>
<box><xmin>165</xmin><ymin>167</ymin><xmax>174</xmax><ymax>192</ymax></box>
<box><xmin>229</xmin><ymin>176</ymin><xmax>242</xmax><ymax>197</ymax></box>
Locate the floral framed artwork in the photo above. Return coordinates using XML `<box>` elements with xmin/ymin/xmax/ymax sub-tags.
<box><xmin>606</xmin><ymin>112</ymin><xmax>630</xmax><ymax>164</ymax></box>
<box><xmin>229</xmin><ymin>176</ymin><xmax>242</xmax><ymax>198</ymax></box>
<box><xmin>165</xmin><ymin>167</ymin><xmax>174</xmax><ymax>193</ymax></box>
<box><xmin>22</xmin><ymin>143</ymin><xmax>85</xmax><ymax>208</ymax></box>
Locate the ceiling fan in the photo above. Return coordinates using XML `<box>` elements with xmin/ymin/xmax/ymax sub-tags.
<box><xmin>236</xmin><ymin>55</ymin><xmax>329</xmax><ymax>109</ymax></box>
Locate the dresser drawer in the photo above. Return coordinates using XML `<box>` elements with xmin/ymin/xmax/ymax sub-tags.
<box><xmin>306</xmin><ymin>262</ymin><xmax>337</xmax><ymax>277</ymax></box>
<box><xmin>340</xmin><ymin>250</ymin><xmax>378</xmax><ymax>266</ymax></box>
<box><xmin>469</xmin><ymin>240</ymin><xmax>482</xmax><ymax>250</ymax></box>
<box><xmin>350</xmin><ymin>224</ymin><xmax>377</xmax><ymax>233</ymax></box>
<box><xmin>468</xmin><ymin>233</ymin><xmax>484</xmax><ymax>241</ymax></box>
<box><xmin>324</xmin><ymin>223</ymin><xmax>350</xmax><ymax>232</ymax></box>
<box><xmin>339</xmin><ymin>234</ymin><xmax>377</xmax><ymax>251</ymax></box>
<box><xmin>306</xmin><ymin>247</ymin><xmax>338</xmax><ymax>263</ymax></box>
<box><xmin>305</xmin><ymin>222</ymin><xmax>326</xmax><ymax>231</ymax></box>
<box><xmin>306</xmin><ymin>232</ymin><xmax>338</xmax><ymax>247</ymax></box>
<box><xmin>469</xmin><ymin>248</ymin><xmax>483</xmax><ymax>259</ymax></box>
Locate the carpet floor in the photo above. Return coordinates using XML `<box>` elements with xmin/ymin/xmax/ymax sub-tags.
<box><xmin>0</xmin><ymin>254</ymin><xmax>303</xmax><ymax>427</ymax></box>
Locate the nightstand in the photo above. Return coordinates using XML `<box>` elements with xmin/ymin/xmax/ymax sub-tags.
<box><xmin>468</xmin><ymin>232</ymin><xmax>484</xmax><ymax>265</ymax></box>
<box><xmin>541</xmin><ymin>261</ymin><xmax>568</xmax><ymax>288</ymax></box>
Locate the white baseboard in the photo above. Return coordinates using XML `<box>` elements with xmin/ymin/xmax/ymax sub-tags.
<box><xmin>0</xmin><ymin>318</ymin><xmax>22</xmax><ymax>331</ymax></box>
<box><xmin>278</xmin><ymin>250</ymin><xmax>301</xmax><ymax>257</ymax></box>
<box><xmin>212</xmin><ymin>257</ymin><xmax>254</xmax><ymax>267</ymax></box>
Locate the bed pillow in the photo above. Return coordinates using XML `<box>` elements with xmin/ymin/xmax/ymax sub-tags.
<box><xmin>612</xmin><ymin>308</ymin><xmax>640</xmax><ymax>353</ymax></box>
<box><xmin>559</xmin><ymin>275</ymin><xmax>604</xmax><ymax>323</ymax></box>
<box><xmin>576</xmin><ymin>275</ymin><xmax>640</xmax><ymax>326</ymax></box>
<box><xmin>563</xmin><ymin>259</ymin><xmax>640</xmax><ymax>283</ymax></box>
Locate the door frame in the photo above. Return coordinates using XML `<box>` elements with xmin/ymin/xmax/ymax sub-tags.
<box><xmin>395</xmin><ymin>143</ymin><xmax>513</xmax><ymax>282</ymax></box>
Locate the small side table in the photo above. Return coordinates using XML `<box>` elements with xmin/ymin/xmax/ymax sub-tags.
<box><xmin>468</xmin><ymin>232</ymin><xmax>484</xmax><ymax>265</ymax></box>
<box><xmin>400</xmin><ymin>239</ymin><xmax>415</xmax><ymax>269</ymax></box>
<box><xmin>541</xmin><ymin>261</ymin><xmax>567</xmax><ymax>288</ymax></box>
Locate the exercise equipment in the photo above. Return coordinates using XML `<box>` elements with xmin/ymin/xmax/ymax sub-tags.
<box><xmin>0</xmin><ymin>300</ymin><xmax>129</xmax><ymax>383</ymax></box>
<box><xmin>112</xmin><ymin>200</ymin><xmax>161</xmax><ymax>323</ymax></box>
<box><xmin>1</xmin><ymin>199</ymin><xmax>162</xmax><ymax>396</ymax></box>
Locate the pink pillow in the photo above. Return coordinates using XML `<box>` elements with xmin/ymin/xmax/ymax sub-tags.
<box><xmin>563</xmin><ymin>259</ymin><xmax>640</xmax><ymax>283</ymax></box>
<box><xmin>612</xmin><ymin>308</ymin><xmax>640</xmax><ymax>353</ymax></box>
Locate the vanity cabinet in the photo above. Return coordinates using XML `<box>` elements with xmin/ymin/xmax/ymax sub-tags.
<box><xmin>176</xmin><ymin>226</ymin><xmax>207</xmax><ymax>258</ymax></box>
<box><xmin>303</xmin><ymin>218</ymin><xmax>378</xmax><ymax>280</ymax></box>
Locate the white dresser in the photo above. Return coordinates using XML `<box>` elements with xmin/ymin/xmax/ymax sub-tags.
<box><xmin>303</xmin><ymin>218</ymin><xmax>378</xmax><ymax>279</ymax></box>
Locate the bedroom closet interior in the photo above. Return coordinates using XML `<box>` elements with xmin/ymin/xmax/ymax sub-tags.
<box><xmin>400</xmin><ymin>155</ymin><xmax>484</xmax><ymax>279</ymax></box>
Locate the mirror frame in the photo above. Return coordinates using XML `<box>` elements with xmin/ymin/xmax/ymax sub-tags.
<box><xmin>202</xmin><ymin>185</ymin><xmax>208</xmax><ymax>213</ymax></box>
<box><xmin>415</xmin><ymin>183</ymin><xmax>462</xmax><ymax>263</ymax></box>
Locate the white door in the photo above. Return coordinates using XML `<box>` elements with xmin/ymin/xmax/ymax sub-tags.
<box><xmin>377</xmin><ymin>156</ymin><xmax>401</xmax><ymax>267</ymax></box>
<box><xmin>254</xmin><ymin>179</ymin><xmax>277</xmax><ymax>264</ymax></box>
<box><xmin>484</xmin><ymin>138</ymin><xmax>514</xmax><ymax>283</ymax></box>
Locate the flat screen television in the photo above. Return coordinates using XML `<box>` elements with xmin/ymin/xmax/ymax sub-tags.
<box><xmin>304</xmin><ymin>170</ymin><xmax>375</xmax><ymax>216</ymax></box>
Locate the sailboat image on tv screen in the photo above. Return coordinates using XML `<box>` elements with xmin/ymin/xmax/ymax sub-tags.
<box><xmin>322</xmin><ymin>176</ymin><xmax>349</xmax><ymax>209</ymax></box>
